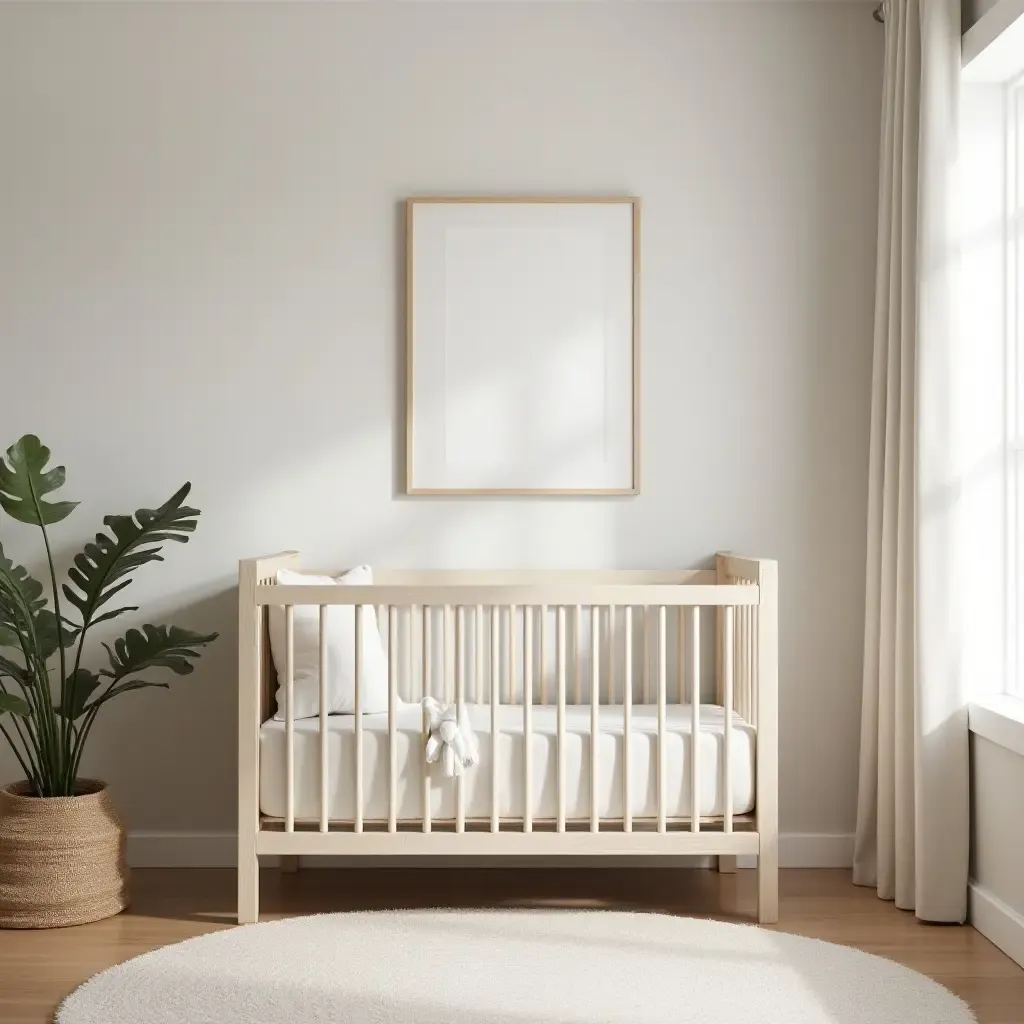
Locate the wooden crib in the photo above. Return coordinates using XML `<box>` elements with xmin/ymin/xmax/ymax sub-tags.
<box><xmin>237</xmin><ymin>553</ymin><xmax>778</xmax><ymax>924</ymax></box>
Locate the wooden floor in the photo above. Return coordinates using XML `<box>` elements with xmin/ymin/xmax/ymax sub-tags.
<box><xmin>0</xmin><ymin>867</ymin><xmax>1020</xmax><ymax>1023</ymax></box>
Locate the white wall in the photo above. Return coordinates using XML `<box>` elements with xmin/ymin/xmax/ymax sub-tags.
<box><xmin>970</xmin><ymin>737</ymin><xmax>1024</xmax><ymax>932</ymax></box>
<box><xmin>0</xmin><ymin>2</ymin><xmax>882</xmax><ymax>850</ymax></box>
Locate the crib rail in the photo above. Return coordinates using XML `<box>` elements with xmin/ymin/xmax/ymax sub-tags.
<box><xmin>238</xmin><ymin>552</ymin><xmax>779</xmax><ymax>925</ymax></box>
<box><xmin>253</xmin><ymin>583</ymin><xmax>759</xmax><ymax>608</ymax></box>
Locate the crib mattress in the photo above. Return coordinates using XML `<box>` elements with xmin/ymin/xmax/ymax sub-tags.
<box><xmin>259</xmin><ymin>704</ymin><xmax>756</xmax><ymax>823</ymax></box>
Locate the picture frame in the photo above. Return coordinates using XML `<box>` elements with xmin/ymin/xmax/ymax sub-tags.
<box><xmin>405</xmin><ymin>196</ymin><xmax>640</xmax><ymax>496</ymax></box>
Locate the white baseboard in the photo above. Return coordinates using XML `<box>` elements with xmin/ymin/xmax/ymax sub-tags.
<box><xmin>969</xmin><ymin>880</ymin><xmax>1024</xmax><ymax>969</ymax></box>
<box><xmin>127</xmin><ymin>831</ymin><xmax>854</xmax><ymax>870</ymax></box>
<box><xmin>736</xmin><ymin>832</ymin><xmax>854</xmax><ymax>870</ymax></box>
<box><xmin>128</xmin><ymin>831</ymin><xmax>238</xmax><ymax>868</ymax></box>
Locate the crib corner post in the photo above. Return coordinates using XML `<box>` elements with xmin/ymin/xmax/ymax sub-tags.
<box><xmin>755</xmin><ymin>558</ymin><xmax>779</xmax><ymax>925</ymax></box>
<box><xmin>238</xmin><ymin>557</ymin><xmax>262</xmax><ymax>925</ymax></box>
<box><xmin>238</xmin><ymin>844</ymin><xmax>260</xmax><ymax>925</ymax></box>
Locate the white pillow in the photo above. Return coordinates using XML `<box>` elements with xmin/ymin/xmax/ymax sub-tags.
<box><xmin>269</xmin><ymin>566</ymin><xmax>389</xmax><ymax>720</ymax></box>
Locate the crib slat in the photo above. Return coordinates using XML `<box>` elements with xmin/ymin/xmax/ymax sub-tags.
<box><xmin>743</xmin><ymin>604</ymin><xmax>750</xmax><ymax>722</ymax></box>
<box><xmin>574</xmin><ymin>604</ymin><xmax>582</xmax><ymax>706</ymax></box>
<box><xmin>643</xmin><ymin>606</ymin><xmax>651</xmax><ymax>704</ymax></box>
<box><xmin>285</xmin><ymin>605</ymin><xmax>295</xmax><ymax>833</ymax></box>
<box><xmin>476</xmin><ymin>604</ymin><xmax>484</xmax><ymax>705</ymax></box>
<box><xmin>737</xmin><ymin>605</ymin><xmax>745</xmax><ymax>722</ymax></box>
<box><xmin>508</xmin><ymin>605</ymin><xmax>516</xmax><ymax>709</ymax></box>
<box><xmin>407</xmin><ymin>605</ymin><xmax>414</xmax><ymax>705</ymax></box>
<box><xmin>557</xmin><ymin>605</ymin><xmax>566</xmax><ymax>833</ymax></box>
<box><xmin>539</xmin><ymin>605</ymin><xmax>548</xmax><ymax>705</ymax></box>
<box><xmin>388</xmin><ymin>608</ymin><xmax>398</xmax><ymax>833</ymax></box>
<box><xmin>444</xmin><ymin>604</ymin><xmax>453</xmax><ymax>706</ymax></box>
<box><xmin>318</xmin><ymin>605</ymin><xmax>328</xmax><ymax>833</ymax></box>
<box><xmin>491</xmin><ymin>604</ymin><xmax>500</xmax><ymax>834</ymax></box>
<box><xmin>354</xmin><ymin>604</ymin><xmax>363</xmax><ymax>834</ymax></box>
<box><xmin>421</xmin><ymin>606</ymin><xmax>431</xmax><ymax>834</ymax></box>
<box><xmin>723</xmin><ymin>605</ymin><xmax>734</xmax><ymax>834</ymax></box>
<box><xmin>524</xmin><ymin>608</ymin><xmax>534</xmax><ymax>834</ymax></box>
<box><xmin>743</xmin><ymin>605</ymin><xmax>751</xmax><ymax>724</ymax></box>
<box><xmin>623</xmin><ymin>607</ymin><xmax>632</xmax><ymax>834</ymax></box>
<box><xmin>590</xmin><ymin>606</ymin><xmax>600</xmax><ymax>833</ymax></box>
<box><xmin>456</xmin><ymin>605</ymin><xmax>465</xmax><ymax>834</ymax></box>
<box><xmin>657</xmin><ymin>606</ymin><xmax>667</xmax><ymax>834</ymax></box>
<box><xmin>678</xmin><ymin>607</ymin><xmax>686</xmax><ymax>704</ymax></box>
<box><xmin>690</xmin><ymin>606</ymin><xmax>701</xmax><ymax>833</ymax></box>
<box><xmin>741</xmin><ymin>602</ymin><xmax>749</xmax><ymax>724</ymax></box>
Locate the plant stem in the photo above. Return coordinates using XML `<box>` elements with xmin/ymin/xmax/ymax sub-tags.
<box><xmin>11</xmin><ymin>620</ymin><xmax>56</xmax><ymax>793</ymax></box>
<box><xmin>0</xmin><ymin>719</ymin><xmax>40</xmax><ymax>793</ymax></box>
<box><xmin>38</xmin><ymin>522</ymin><xmax>69</xmax><ymax>785</ymax></box>
<box><xmin>68</xmin><ymin>705</ymin><xmax>100</xmax><ymax>784</ymax></box>
<box><xmin>0</xmin><ymin>683</ymin><xmax>44</xmax><ymax>786</ymax></box>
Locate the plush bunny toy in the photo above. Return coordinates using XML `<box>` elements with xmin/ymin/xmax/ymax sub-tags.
<box><xmin>422</xmin><ymin>697</ymin><xmax>479</xmax><ymax>778</ymax></box>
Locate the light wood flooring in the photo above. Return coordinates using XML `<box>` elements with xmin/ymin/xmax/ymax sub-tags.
<box><xmin>0</xmin><ymin>867</ymin><xmax>1021</xmax><ymax>1023</ymax></box>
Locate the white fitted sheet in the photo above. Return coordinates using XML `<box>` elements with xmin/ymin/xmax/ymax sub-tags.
<box><xmin>260</xmin><ymin>703</ymin><xmax>756</xmax><ymax>823</ymax></box>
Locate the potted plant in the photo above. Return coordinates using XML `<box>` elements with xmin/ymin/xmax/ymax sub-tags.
<box><xmin>0</xmin><ymin>435</ymin><xmax>216</xmax><ymax>927</ymax></box>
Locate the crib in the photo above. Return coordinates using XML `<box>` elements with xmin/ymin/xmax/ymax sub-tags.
<box><xmin>237</xmin><ymin>553</ymin><xmax>778</xmax><ymax>924</ymax></box>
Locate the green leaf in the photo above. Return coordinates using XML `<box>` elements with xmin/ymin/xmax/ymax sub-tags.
<box><xmin>62</xmin><ymin>483</ymin><xmax>199</xmax><ymax>624</ymax></box>
<box><xmin>84</xmin><ymin>678</ymin><xmax>169</xmax><ymax>713</ymax></box>
<box><xmin>88</xmin><ymin>605</ymin><xmax>138</xmax><ymax>628</ymax></box>
<box><xmin>0</xmin><ymin>435</ymin><xmax>78</xmax><ymax>526</ymax></box>
<box><xmin>0</xmin><ymin>544</ymin><xmax>46</xmax><ymax>617</ymax></box>
<box><xmin>57</xmin><ymin>668</ymin><xmax>101</xmax><ymax>719</ymax></box>
<box><xmin>34</xmin><ymin>609</ymin><xmax>79</xmax><ymax>661</ymax></box>
<box><xmin>0</xmin><ymin>692</ymin><xmax>30</xmax><ymax>716</ymax></box>
<box><xmin>102</xmin><ymin>623</ymin><xmax>218</xmax><ymax>681</ymax></box>
<box><xmin>0</xmin><ymin>543</ymin><xmax>48</xmax><ymax>661</ymax></box>
<box><xmin>0</xmin><ymin>653</ymin><xmax>29</xmax><ymax>685</ymax></box>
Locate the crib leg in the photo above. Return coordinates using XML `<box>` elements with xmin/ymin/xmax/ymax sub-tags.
<box><xmin>279</xmin><ymin>855</ymin><xmax>300</xmax><ymax>874</ymax></box>
<box><xmin>238</xmin><ymin>849</ymin><xmax>259</xmax><ymax>925</ymax></box>
<box><xmin>757</xmin><ymin>852</ymin><xmax>779</xmax><ymax>924</ymax></box>
<box><xmin>718</xmin><ymin>855</ymin><xmax>737</xmax><ymax>874</ymax></box>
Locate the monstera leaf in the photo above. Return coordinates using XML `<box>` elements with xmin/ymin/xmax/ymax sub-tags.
<box><xmin>0</xmin><ymin>435</ymin><xmax>78</xmax><ymax>526</ymax></box>
<box><xmin>62</xmin><ymin>483</ymin><xmax>199</xmax><ymax>628</ymax></box>
<box><xmin>76</xmin><ymin>625</ymin><xmax>217</xmax><ymax>718</ymax></box>
<box><xmin>34</xmin><ymin>609</ymin><xmax>79</xmax><ymax>660</ymax></box>
<box><xmin>0</xmin><ymin>543</ymin><xmax>47</xmax><ymax>651</ymax></box>
<box><xmin>0</xmin><ymin>654</ymin><xmax>29</xmax><ymax>686</ymax></box>
<box><xmin>0</xmin><ymin>692</ymin><xmax>29</xmax><ymax>717</ymax></box>
<box><xmin>0</xmin><ymin>546</ymin><xmax>77</xmax><ymax>663</ymax></box>
<box><xmin>83</xmin><ymin>678</ymin><xmax>171</xmax><ymax>714</ymax></box>
<box><xmin>101</xmin><ymin>624</ymin><xmax>218</xmax><ymax>683</ymax></box>
<box><xmin>57</xmin><ymin>669</ymin><xmax>101</xmax><ymax>719</ymax></box>
<box><xmin>0</xmin><ymin>435</ymin><xmax>216</xmax><ymax>796</ymax></box>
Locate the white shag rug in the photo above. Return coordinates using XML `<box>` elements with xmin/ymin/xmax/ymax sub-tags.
<box><xmin>56</xmin><ymin>910</ymin><xmax>975</xmax><ymax>1024</ymax></box>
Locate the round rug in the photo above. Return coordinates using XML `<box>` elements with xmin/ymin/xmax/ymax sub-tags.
<box><xmin>57</xmin><ymin>910</ymin><xmax>974</xmax><ymax>1024</ymax></box>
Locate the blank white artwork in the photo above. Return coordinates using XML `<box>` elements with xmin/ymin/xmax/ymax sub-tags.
<box><xmin>407</xmin><ymin>199</ymin><xmax>638</xmax><ymax>494</ymax></box>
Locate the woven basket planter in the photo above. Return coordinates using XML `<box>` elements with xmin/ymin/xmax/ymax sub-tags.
<box><xmin>0</xmin><ymin>779</ymin><xmax>129</xmax><ymax>928</ymax></box>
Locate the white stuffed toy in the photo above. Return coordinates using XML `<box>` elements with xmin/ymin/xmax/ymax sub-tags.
<box><xmin>422</xmin><ymin>697</ymin><xmax>479</xmax><ymax>779</ymax></box>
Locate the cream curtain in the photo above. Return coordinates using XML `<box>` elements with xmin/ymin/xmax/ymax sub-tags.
<box><xmin>853</xmin><ymin>0</ymin><xmax>968</xmax><ymax>922</ymax></box>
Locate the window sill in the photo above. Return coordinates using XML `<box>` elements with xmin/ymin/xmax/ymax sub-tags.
<box><xmin>969</xmin><ymin>695</ymin><xmax>1024</xmax><ymax>757</ymax></box>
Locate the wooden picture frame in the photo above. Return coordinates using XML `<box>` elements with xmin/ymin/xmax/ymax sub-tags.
<box><xmin>405</xmin><ymin>196</ymin><xmax>640</xmax><ymax>496</ymax></box>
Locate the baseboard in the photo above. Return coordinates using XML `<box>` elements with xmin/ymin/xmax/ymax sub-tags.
<box><xmin>128</xmin><ymin>831</ymin><xmax>238</xmax><ymax>868</ymax></box>
<box><xmin>969</xmin><ymin>880</ymin><xmax>1024</xmax><ymax>969</ymax></box>
<box><xmin>127</xmin><ymin>831</ymin><xmax>854</xmax><ymax>870</ymax></box>
<box><xmin>737</xmin><ymin>833</ymin><xmax>854</xmax><ymax>870</ymax></box>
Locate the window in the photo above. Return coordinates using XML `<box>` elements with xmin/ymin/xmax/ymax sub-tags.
<box><xmin>1008</xmin><ymin>78</ymin><xmax>1024</xmax><ymax>699</ymax></box>
<box><xmin>961</xmin><ymin>48</ymin><xmax>1024</xmax><ymax>701</ymax></box>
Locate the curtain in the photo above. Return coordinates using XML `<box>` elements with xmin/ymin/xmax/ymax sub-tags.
<box><xmin>853</xmin><ymin>0</ymin><xmax>968</xmax><ymax>923</ymax></box>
